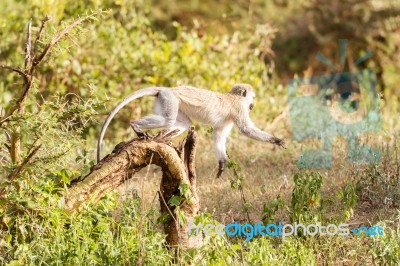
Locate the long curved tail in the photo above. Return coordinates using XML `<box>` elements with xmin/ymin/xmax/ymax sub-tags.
<box><xmin>97</xmin><ymin>87</ymin><xmax>161</xmax><ymax>162</ymax></box>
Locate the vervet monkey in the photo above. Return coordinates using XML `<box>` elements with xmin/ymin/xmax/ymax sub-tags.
<box><xmin>97</xmin><ymin>84</ymin><xmax>286</xmax><ymax>177</ymax></box>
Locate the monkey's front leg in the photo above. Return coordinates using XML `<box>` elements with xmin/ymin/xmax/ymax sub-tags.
<box><xmin>271</xmin><ymin>136</ymin><xmax>286</xmax><ymax>149</ymax></box>
<box><xmin>240</xmin><ymin>124</ymin><xmax>287</xmax><ymax>149</ymax></box>
<box><xmin>217</xmin><ymin>160</ymin><xmax>226</xmax><ymax>178</ymax></box>
<box><xmin>213</xmin><ymin>123</ymin><xmax>233</xmax><ymax>178</ymax></box>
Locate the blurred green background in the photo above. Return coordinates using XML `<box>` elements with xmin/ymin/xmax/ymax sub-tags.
<box><xmin>0</xmin><ymin>1</ymin><xmax>399</xmax><ymax>264</ymax></box>
<box><xmin>1</xmin><ymin>0</ymin><xmax>399</xmax><ymax>145</ymax></box>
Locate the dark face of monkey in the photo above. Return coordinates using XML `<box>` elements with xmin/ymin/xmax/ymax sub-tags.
<box><xmin>249</xmin><ymin>103</ymin><xmax>254</xmax><ymax>110</ymax></box>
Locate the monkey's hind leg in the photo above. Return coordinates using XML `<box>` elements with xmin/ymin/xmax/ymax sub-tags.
<box><xmin>131</xmin><ymin>90</ymin><xmax>179</xmax><ymax>137</ymax></box>
<box><xmin>131</xmin><ymin>122</ymin><xmax>150</xmax><ymax>138</ymax></box>
<box><xmin>165</xmin><ymin>112</ymin><xmax>192</xmax><ymax>138</ymax></box>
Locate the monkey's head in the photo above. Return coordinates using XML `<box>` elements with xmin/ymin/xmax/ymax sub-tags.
<box><xmin>230</xmin><ymin>83</ymin><xmax>256</xmax><ymax>111</ymax></box>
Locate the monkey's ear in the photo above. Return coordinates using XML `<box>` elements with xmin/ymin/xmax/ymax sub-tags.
<box><xmin>231</xmin><ymin>84</ymin><xmax>248</xmax><ymax>97</ymax></box>
<box><xmin>240</xmin><ymin>88</ymin><xmax>247</xmax><ymax>97</ymax></box>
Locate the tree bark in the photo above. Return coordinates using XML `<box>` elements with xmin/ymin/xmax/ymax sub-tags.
<box><xmin>64</xmin><ymin>128</ymin><xmax>202</xmax><ymax>248</ymax></box>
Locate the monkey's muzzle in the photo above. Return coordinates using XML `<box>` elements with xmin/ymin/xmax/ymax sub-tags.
<box><xmin>249</xmin><ymin>103</ymin><xmax>254</xmax><ymax>110</ymax></box>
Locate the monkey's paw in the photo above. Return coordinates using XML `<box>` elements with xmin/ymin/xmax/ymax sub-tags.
<box><xmin>272</xmin><ymin>137</ymin><xmax>287</xmax><ymax>149</ymax></box>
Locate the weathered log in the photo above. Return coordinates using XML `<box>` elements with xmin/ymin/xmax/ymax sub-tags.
<box><xmin>64</xmin><ymin>128</ymin><xmax>202</xmax><ymax>248</ymax></box>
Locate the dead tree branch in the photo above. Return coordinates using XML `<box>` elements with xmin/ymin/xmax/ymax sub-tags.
<box><xmin>64</xmin><ymin>129</ymin><xmax>203</xmax><ymax>248</ymax></box>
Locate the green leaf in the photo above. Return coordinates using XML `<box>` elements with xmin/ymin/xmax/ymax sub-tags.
<box><xmin>168</xmin><ymin>195</ymin><xmax>182</xmax><ymax>206</ymax></box>
<box><xmin>179</xmin><ymin>183</ymin><xmax>192</xmax><ymax>200</ymax></box>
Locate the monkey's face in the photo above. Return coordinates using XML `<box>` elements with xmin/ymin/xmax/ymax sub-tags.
<box><xmin>247</xmin><ymin>90</ymin><xmax>256</xmax><ymax>111</ymax></box>
<box><xmin>241</xmin><ymin>87</ymin><xmax>255</xmax><ymax>111</ymax></box>
<box><xmin>230</xmin><ymin>83</ymin><xmax>256</xmax><ymax>110</ymax></box>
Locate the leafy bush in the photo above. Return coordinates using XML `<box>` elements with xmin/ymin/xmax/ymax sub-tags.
<box><xmin>289</xmin><ymin>171</ymin><xmax>323</xmax><ymax>224</ymax></box>
<box><xmin>0</xmin><ymin>195</ymin><xmax>174</xmax><ymax>265</ymax></box>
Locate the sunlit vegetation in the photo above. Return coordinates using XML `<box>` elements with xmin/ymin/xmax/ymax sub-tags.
<box><xmin>0</xmin><ymin>0</ymin><xmax>399</xmax><ymax>264</ymax></box>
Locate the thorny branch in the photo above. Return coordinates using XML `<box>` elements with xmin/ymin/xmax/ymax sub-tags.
<box><xmin>0</xmin><ymin>144</ymin><xmax>42</xmax><ymax>196</ymax></box>
<box><xmin>0</xmin><ymin>11</ymin><xmax>100</xmax><ymax>179</ymax></box>
<box><xmin>24</xmin><ymin>20</ymin><xmax>32</xmax><ymax>70</ymax></box>
<box><xmin>33</xmin><ymin>16</ymin><xmax>50</xmax><ymax>55</ymax></box>
<box><xmin>0</xmin><ymin>11</ymin><xmax>99</xmax><ymax>127</ymax></box>
<box><xmin>7</xmin><ymin>144</ymin><xmax>41</xmax><ymax>180</ymax></box>
<box><xmin>32</xmin><ymin>13</ymin><xmax>98</xmax><ymax>68</ymax></box>
<box><xmin>0</xmin><ymin>65</ymin><xmax>29</xmax><ymax>82</ymax></box>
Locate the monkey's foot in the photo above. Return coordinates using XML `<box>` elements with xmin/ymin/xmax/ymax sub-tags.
<box><xmin>164</xmin><ymin>129</ymin><xmax>180</xmax><ymax>139</ymax></box>
<box><xmin>137</xmin><ymin>131</ymin><xmax>151</xmax><ymax>139</ymax></box>
<box><xmin>131</xmin><ymin>123</ymin><xmax>150</xmax><ymax>139</ymax></box>
<box><xmin>152</xmin><ymin>129</ymin><xmax>180</xmax><ymax>144</ymax></box>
